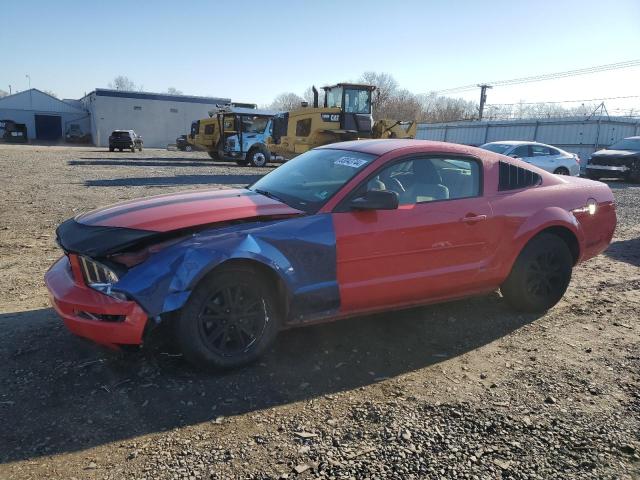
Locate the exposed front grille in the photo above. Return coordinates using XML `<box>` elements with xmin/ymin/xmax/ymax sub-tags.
<box><xmin>78</xmin><ymin>256</ymin><xmax>118</xmax><ymax>285</ymax></box>
<box><xmin>75</xmin><ymin>310</ymin><xmax>125</xmax><ymax>322</ymax></box>
<box><xmin>590</xmin><ymin>156</ymin><xmax>637</xmax><ymax>167</ymax></box>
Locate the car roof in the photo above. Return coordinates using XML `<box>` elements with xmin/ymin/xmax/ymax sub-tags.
<box><xmin>318</xmin><ymin>139</ymin><xmax>484</xmax><ymax>158</ymax></box>
<box><xmin>485</xmin><ymin>140</ymin><xmax>549</xmax><ymax>146</ymax></box>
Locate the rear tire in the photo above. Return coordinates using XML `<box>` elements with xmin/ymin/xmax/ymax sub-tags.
<box><xmin>501</xmin><ymin>233</ymin><xmax>573</xmax><ymax>313</ymax></box>
<box><xmin>247</xmin><ymin>145</ymin><xmax>271</xmax><ymax>167</ymax></box>
<box><xmin>175</xmin><ymin>265</ymin><xmax>281</xmax><ymax>370</ymax></box>
<box><xmin>207</xmin><ymin>151</ymin><xmax>218</xmax><ymax>160</ymax></box>
<box><xmin>554</xmin><ymin>167</ymin><xmax>570</xmax><ymax>175</ymax></box>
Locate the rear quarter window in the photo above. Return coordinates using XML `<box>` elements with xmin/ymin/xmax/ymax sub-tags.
<box><xmin>498</xmin><ymin>161</ymin><xmax>542</xmax><ymax>191</ymax></box>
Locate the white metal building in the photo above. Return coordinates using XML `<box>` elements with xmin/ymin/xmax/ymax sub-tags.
<box><xmin>0</xmin><ymin>89</ymin><xmax>90</xmax><ymax>141</ymax></box>
<box><xmin>80</xmin><ymin>89</ymin><xmax>230</xmax><ymax>148</ymax></box>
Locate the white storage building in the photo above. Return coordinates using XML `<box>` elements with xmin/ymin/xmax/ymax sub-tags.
<box><xmin>80</xmin><ymin>89</ymin><xmax>230</xmax><ymax>148</ymax></box>
<box><xmin>0</xmin><ymin>89</ymin><xmax>90</xmax><ymax>141</ymax></box>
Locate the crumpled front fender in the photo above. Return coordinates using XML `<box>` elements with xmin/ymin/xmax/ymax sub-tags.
<box><xmin>113</xmin><ymin>214</ymin><xmax>338</xmax><ymax>322</ymax></box>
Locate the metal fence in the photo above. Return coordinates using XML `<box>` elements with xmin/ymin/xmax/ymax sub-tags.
<box><xmin>416</xmin><ymin>116</ymin><xmax>640</xmax><ymax>165</ymax></box>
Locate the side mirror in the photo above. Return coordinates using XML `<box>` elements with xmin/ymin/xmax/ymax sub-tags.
<box><xmin>350</xmin><ymin>189</ymin><xmax>399</xmax><ymax>211</ymax></box>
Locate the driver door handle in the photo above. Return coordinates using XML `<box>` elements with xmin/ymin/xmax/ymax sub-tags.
<box><xmin>461</xmin><ymin>214</ymin><xmax>487</xmax><ymax>224</ymax></box>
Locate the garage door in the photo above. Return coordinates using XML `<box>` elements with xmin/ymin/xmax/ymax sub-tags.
<box><xmin>35</xmin><ymin>115</ymin><xmax>62</xmax><ymax>140</ymax></box>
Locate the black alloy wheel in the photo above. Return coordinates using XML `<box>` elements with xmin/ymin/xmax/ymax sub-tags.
<box><xmin>197</xmin><ymin>284</ymin><xmax>268</xmax><ymax>357</ymax></box>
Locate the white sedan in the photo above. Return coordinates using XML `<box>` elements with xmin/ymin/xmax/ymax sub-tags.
<box><xmin>480</xmin><ymin>141</ymin><xmax>581</xmax><ymax>176</ymax></box>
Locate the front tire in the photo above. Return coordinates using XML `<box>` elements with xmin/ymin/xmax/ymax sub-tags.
<box><xmin>175</xmin><ymin>265</ymin><xmax>281</xmax><ymax>370</ymax></box>
<box><xmin>501</xmin><ymin>233</ymin><xmax>573</xmax><ymax>313</ymax></box>
<box><xmin>247</xmin><ymin>145</ymin><xmax>271</xmax><ymax>167</ymax></box>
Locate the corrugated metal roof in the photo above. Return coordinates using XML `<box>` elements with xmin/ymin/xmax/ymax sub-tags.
<box><xmin>0</xmin><ymin>89</ymin><xmax>87</xmax><ymax>113</ymax></box>
<box><xmin>88</xmin><ymin>88</ymin><xmax>230</xmax><ymax>106</ymax></box>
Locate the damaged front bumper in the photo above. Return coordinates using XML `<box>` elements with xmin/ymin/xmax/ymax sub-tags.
<box><xmin>45</xmin><ymin>255</ymin><xmax>148</xmax><ymax>348</ymax></box>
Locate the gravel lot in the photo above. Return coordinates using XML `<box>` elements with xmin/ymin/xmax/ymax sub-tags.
<box><xmin>0</xmin><ymin>144</ymin><xmax>638</xmax><ymax>479</ymax></box>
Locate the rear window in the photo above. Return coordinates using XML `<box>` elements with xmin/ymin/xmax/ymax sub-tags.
<box><xmin>111</xmin><ymin>131</ymin><xmax>131</xmax><ymax>138</ymax></box>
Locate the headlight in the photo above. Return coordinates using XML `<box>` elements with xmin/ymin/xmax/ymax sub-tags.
<box><xmin>78</xmin><ymin>256</ymin><xmax>126</xmax><ymax>300</ymax></box>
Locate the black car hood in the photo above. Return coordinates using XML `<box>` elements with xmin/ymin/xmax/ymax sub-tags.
<box><xmin>56</xmin><ymin>218</ymin><xmax>159</xmax><ymax>258</ymax></box>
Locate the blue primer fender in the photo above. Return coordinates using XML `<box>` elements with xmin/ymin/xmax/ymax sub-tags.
<box><xmin>113</xmin><ymin>214</ymin><xmax>339</xmax><ymax>323</ymax></box>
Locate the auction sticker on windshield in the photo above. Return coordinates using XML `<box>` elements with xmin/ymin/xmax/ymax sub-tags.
<box><xmin>334</xmin><ymin>156</ymin><xmax>370</xmax><ymax>168</ymax></box>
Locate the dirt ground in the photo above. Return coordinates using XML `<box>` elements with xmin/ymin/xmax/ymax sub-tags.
<box><xmin>0</xmin><ymin>144</ymin><xmax>638</xmax><ymax>479</ymax></box>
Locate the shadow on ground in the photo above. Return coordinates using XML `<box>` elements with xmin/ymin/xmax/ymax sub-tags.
<box><xmin>70</xmin><ymin>157</ymin><xmax>276</xmax><ymax>169</ymax></box>
<box><xmin>605</xmin><ymin>237</ymin><xmax>640</xmax><ymax>267</ymax></box>
<box><xmin>0</xmin><ymin>294</ymin><xmax>541</xmax><ymax>463</ymax></box>
<box><xmin>84</xmin><ymin>174</ymin><xmax>265</xmax><ymax>187</ymax></box>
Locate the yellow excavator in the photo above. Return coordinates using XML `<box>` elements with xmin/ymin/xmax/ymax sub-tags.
<box><xmin>266</xmin><ymin>83</ymin><xmax>416</xmax><ymax>161</ymax></box>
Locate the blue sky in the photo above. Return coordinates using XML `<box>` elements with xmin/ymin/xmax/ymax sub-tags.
<box><xmin>1</xmin><ymin>0</ymin><xmax>639</xmax><ymax>112</ymax></box>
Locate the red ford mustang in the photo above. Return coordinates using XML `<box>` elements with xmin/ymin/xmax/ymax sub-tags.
<box><xmin>45</xmin><ymin>140</ymin><xmax>616</xmax><ymax>369</ymax></box>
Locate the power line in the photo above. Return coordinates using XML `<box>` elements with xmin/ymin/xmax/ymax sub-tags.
<box><xmin>433</xmin><ymin>59</ymin><xmax>640</xmax><ymax>95</ymax></box>
<box><xmin>487</xmin><ymin>94</ymin><xmax>640</xmax><ymax>107</ymax></box>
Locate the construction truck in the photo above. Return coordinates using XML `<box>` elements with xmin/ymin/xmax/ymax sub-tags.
<box><xmin>188</xmin><ymin>105</ymin><xmax>277</xmax><ymax>166</ymax></box>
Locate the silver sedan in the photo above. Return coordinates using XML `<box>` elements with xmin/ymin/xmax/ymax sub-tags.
<box><xmin>480</xmin><ymin>141</ymin><xmax>581</xmax><ymax>176</ymax></box>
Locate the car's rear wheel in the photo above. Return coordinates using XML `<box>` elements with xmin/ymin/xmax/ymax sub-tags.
<box><xmin>501</xmin><ymin>233</ymin><xmax>573</xmax><ymax>313</ymax></box>
<box><xmin>175</xmin><ymin>265</ymin><xmax>280</xmax><ymax>369</ymax></box>
<box><xmin>554</xmin><ymin>167</ymin><xmax>570</xmax><ymax>175</ymax></box>
<box><xmin>207</xmin><ymin>151</ymin><xmax>218</xmax><ymax>160</ymax></box>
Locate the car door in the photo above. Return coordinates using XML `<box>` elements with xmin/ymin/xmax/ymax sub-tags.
<box><xmin>332</xmin><ymin>156</ymin><xmax>499</xmax><ymax>314</ymax></box>
<box><xmin>529</xmin><ymin>144</ymin><xmax>555</xmax><ymax>172</ymax></box>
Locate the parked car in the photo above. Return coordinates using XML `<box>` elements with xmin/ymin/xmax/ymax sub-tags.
<box><xmin>176</xmin><ymin>134</ymin><xmax>193</xmax><ymax>152</ymax></box>
<box><xmin>46</xmin><ymin>139</ymin><xmax>616</xmax><ymax>369</ymax></box>
<box><xmin>480</xmin><ymin>141</ymin><xmax>580</xmax><ymax>176</ymax></box>
<box><xmin>109</xmin><ymin>130</ymin><xmax>143</xmax><ymax>152</ymax></box>
<box><xmin>585</xmin><ymin>136</ymin><xmax>640</xmax><ymax>182</ymax></box>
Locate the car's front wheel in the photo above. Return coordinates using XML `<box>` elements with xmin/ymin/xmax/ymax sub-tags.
<box><xmin>175</xmin><ymin>265</ymin><xmax>281</xmax><ymax>369</ymax></box>
<box><xmin>501</xmin><ymin>233</ymin><xmax>573</xmax><ymax>313</ymax></box>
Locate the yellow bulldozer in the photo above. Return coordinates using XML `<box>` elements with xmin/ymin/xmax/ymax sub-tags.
<box><xmin>266</xmin><ymin>83</ymin><xmax>417</xmax><ymax>161</ymax></box>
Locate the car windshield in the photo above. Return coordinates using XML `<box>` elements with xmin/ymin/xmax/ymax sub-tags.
<box><xmin>608</xmin><ymin>138</ymin><xmax>640</xmax><ymax>151</ymax></box>
<box><xmin>481</xmin><ymin>143</ymin><xmax>512</xmax><ymax>154</ymax></box>
<box><xmin>344</xmin><ymin>88</ymin><xmax>371</xmax><ymax>114</ymax></box>
<box><xmin>249</xmin><ymin>148</ymin><xmax>376</xmax><ymax>213</ymax></box>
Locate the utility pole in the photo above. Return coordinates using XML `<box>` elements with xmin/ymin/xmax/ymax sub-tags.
<box><xmin>8</xmin><ymin>85</ymin><xmax>11</xmax><ymax>95</ymax></box>
<box><xmin>478</xmin><ymin>84</ymin><xmax>492</xmax><ymax>120</ymax></box>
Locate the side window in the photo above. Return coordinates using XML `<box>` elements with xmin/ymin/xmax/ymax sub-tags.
<box><xmin>511</xmin><ymin>145</ymin><xmax>530</xmax><ymax>158</ymax></box>
<box><xmin>296</xmin><ymin>118</ymin><xmax>311</xmax><ymax>137</ymax></box>
<box><xmin>204</xmin><ymin>124</ymin><xmax>215</xmax><ymax>135</ymax></box>
<box><xmin>364</xmin><ymin>157</ymin><xmax>480</xmax><ymax>205</ymax></box>
<box><xmin>531</xmin><ymin>145</ymin><xmax>551</xmax><ymax>156</ymax></box>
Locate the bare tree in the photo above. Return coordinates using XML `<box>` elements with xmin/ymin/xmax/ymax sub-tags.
<box><xmin>360</xmin><ymin>71</ymin><xmax>399</xmax><ymax>117</ymax></box>
<box><xmin>166</xmin><ymin>87</ymin><xmax>183</xmax><ymax>95</ymax></box>
<box><xmin>108</xmin><ymin>76</ymin><xmax>137</xmax><ymax>91</ymax></box>
<box><xmin>0</xmin><ymin>89</ymin><xmax>8</xmax><ymax>98</ymax></box>
<box><xmin>43</xmin><ymin>90</ymin><xmax>58</xmax><ymax>98</ymax></box>
<box><xmin>270</xmin><ymin>92</ymin><xmax>305</xmax><ymax>111</ymax></box>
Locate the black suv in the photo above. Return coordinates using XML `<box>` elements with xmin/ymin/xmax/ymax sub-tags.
<box><xmin>176</xmin><ymin>134</ymin><xmax>193</xmax><ymax>151</ymax></box>
<box><xmin>586</xmin><ymin>136</ymin><xmax>640</xmax><ymax>183</ymax></box>
<box><xmin>109</xmin><ymin>130</ymin><xmax>143</xmax><ymax>152</ymax></box>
